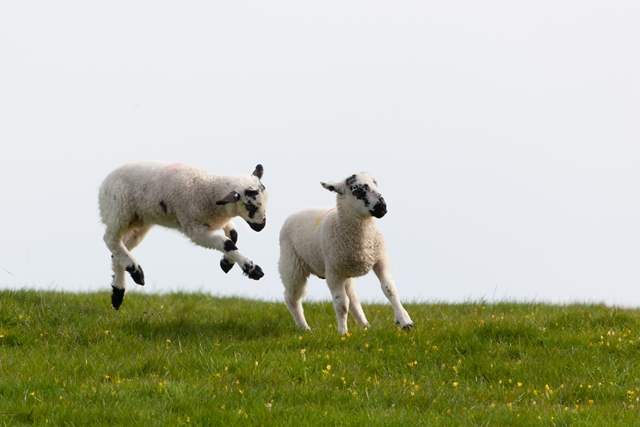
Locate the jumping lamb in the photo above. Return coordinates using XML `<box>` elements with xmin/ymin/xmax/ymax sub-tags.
<box><xmin>278</xmin><ymin>172</ymin><xmax>414</xmax><ymax>335</ymax></box>
<box><xmin>98</xmin><ymin>161</ymin><xmax>268</xmax><ymax>309</ymax></box>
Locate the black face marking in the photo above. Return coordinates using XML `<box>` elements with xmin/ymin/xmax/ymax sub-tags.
<box><xmin>244</xmin><ymin>189</ymin><xmax>260</xmax><ymax>198</ymax></box>
<box><xmin>230</xmin><ymin>229</ymin><xmax>238</xmax><ymax>243</ymax></box>
<box><xmin>346</xmin><ymin>174</ymin><xmax>358</xmax><ymax>186</ymax></box>
<box><xmin>224</xmin><ymin>239</ymin><xmax>238</xmax><ymax>252</ymax></box>
<box><xmin>349</xmin><ymin>183</ymin><xmax>371</xmax><ymax>206</ymax></box>
<box><xmin>159</xmin><ymin>200</ymin><xmax>168</xmax><ymax>214</ymax></box>
<box><xmin>244</xmin><ymin>201</ymin><xmax>259</xmax><ymax>219</ymax></box>
<box><xmin>242</xmin><ymin>188</ymin><xmax>262</xmax><ymax>219</ymax></box>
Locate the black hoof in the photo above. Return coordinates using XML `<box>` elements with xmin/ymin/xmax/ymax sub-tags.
<box><xmin>111</xmin><ymin>286</ymin><xmax>125</xmax><ymax>310</ymax></box>
<box><xmin>126</xmin><ymin>264</ymin><xmax>145</xmax><ymax>285</ymax></box>
<box><xmin>243</xmin><ymin>263</ymin><xmax>264</xmax><ymax>280</ymax></box>
<box><xmin>220</xmin><ymin>257</ymin><xmax>234</xmax><ymax>273</ymax></box>
<box><xmin>401</xmin><ymin>323</ymin><xmax>415</xmax><ymax>331</ymax></box>
<box><xmin>230</xmin><ymin>229</ymin><xmax>238</xmax><ymax>244</ymax></box>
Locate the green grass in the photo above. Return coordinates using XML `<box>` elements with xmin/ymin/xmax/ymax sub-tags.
<box><xmin>2</xmin><ymin>290</ymin><xmax>640</xmax><ymax>426</ymax></box>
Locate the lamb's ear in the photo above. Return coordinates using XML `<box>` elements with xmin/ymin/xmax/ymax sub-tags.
<box><xmin>321</xmin><ymin>181</ymin><xmax>345</xmax><ymax>195</ymax></box>
<box><xmin>216</xmin><ymin>191</ymin><xmax>241</xmax><ymax>205</ymax></box>
<box><xmin>252</xmin><ymin>164</ymin><xmax>264</xmax><ymax>180</ymax></box>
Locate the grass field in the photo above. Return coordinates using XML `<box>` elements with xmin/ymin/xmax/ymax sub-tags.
<box><xmin>2</xmin><ymin>289</ymin><xmax>640</xmax><ymax>426</ymax></box>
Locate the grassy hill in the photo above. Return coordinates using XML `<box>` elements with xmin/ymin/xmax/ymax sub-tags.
<box><xmin>2</xmin><ymin>290</ymin><xmax>640</xmax><ymax>426</ymax></box>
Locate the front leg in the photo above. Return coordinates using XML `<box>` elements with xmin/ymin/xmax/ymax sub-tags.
<box><xmin>345</xmin><ymin>278</ymin><xmax>370</xmax><ymax>328</ymax></box>
<box><xmin>373</xmin><ymin>258</ymin><xmax>414</xmax><ymax>330</ymax></box>
<box><xmin>219</xmin><ymin>222</ymin><xmax>238</xmax><ymax>273</ymax></box>
<box><xmin>184</xmin><ymin>225</ymin><xmax>264</xmax><ymax>280</ymax></box>
<box><xmin>326</xmin><ymin>274</ymin><xmax>350</xmax><ymax>335</ymax></box>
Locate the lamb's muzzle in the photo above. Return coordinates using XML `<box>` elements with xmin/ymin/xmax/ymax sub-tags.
<box><xmin>370</xmin><ymin>198</ymin><xmax>387</xmax><ymax>218</ymax></box>
<box><xmin>248</xmin><ymin>219</ymin><xmax>266</xmax><ymax>232</ymax></box>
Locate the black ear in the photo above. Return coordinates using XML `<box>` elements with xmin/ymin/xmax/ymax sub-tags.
<box><xmin>216</xmin><ymin>191</ymin><xmax>241</xmax><ymax>205</ymax></box>
<box><xmin>252</xmin><ymin>164</ymin><xmax>264</xmax><ymax>179</ymax></box>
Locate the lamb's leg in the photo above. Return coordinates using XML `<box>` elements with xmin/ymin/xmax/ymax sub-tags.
<box><xmin>326</xmin><ymin>275</ymin><xmax>350</xmax><ymax>335</ymax></box>
<box><xmin>104</xmin><ymin>235</ymin><xmax>138</xmax><ymax>310</ymax></box>
<box><xmin>345</xmin><ymin>278</ymin><xmax>370</xmax><ymax>328</ymax></box>
<box><xmin>279</xmin><ymin>245</ymin><xmax>311</xmax><ymax>330</ymax></box>
<box><xmin>104</xmin><ymin>227</ymin><xmax>145</xmax><ymax>285</ymax></box>
<box><xmin>184</xmin><ymin>224</ymin><xmax>263</xmax><ymax>280</ymax></box>
<box><xmin>124</xmin><ymin>224</ymin><xmax>153</xmax><ymax>251</ymax></box>
<box><xmin>373</xmin><ymin>260</ymin><xmax>414</xmax><ymax>330</ymax></box>
<box><xmin>121</xmin><ymin>224</ymin><xmax>152</xmax><ymax>284</ymax></box>
<box><xmin>219</xmin><ymin>222</ymin><xmax>238</xmax><ymax>273</ymax></box>
<box><xmin>106</xmin><ymin>224</ymin><xmax>153</xmax><ymax>310</ymax></box>
<box><xmin>110</xmin><ymin>256</ymin><xmax>126</xmax><ymax>310</ymax></box>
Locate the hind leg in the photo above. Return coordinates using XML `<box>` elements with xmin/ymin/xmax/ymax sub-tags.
<box><xmin>110</xmin><ymin>256</ymin><xmax>127</xmax><ymax>309</ymax></box>
<box><xmin>121</xmin><ymin>223</ymin><xmax>153</xmax><ymax>285</ymax></box>
<box><xmin>104</xmin><ymin>229</ymin><xmax>144</xmax><ymax>285</ymax></box>
<box><xmin>279</xmin><ymin>247</ymin><xmax>311</xmax><ymax>330</ymax></box>
<box><xmin>283</xmin><ymin>277</ymin><xmax>310</xmax><ymax>331</ymax></box>
<box><xmin>105</xmin><ymin>223</ymin><xmax>152</xmax><ymax>309</ymax></box>
<box><xmin>123</xmin><ymin>223</ymin><xmax>153</xmax><ymax>252</ymax></box>
<box><xmin>345</xmin><ymin>278</ymin><xmax>370</xmax><ymax>328</ymax></box>
<box><xmin>104</xmin><ymin>221</ymin><xmax>150</xmax><ymax>284</ymax></box>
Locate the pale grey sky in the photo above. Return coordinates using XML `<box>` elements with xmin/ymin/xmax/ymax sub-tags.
<box><xmin>1</xmin><ymin>1</ymin><xmax>639</xmax><ymax>306</ymax></box>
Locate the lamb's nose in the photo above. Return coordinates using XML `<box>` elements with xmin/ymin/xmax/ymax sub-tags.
<box><xmin>249</xmin><ymin>219</ymin><xmax>266</xmax><ymax>232</ymax></box>
<box><xmin>371</xmin><ymin>200</ymin><xmax>387</xmax><ymax>218</ymax></box>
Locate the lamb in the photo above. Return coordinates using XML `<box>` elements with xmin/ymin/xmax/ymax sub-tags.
<box><xmin>278</xmin><ymin>172</ymin><xmax>414</xmax><ymax>335</ymax></box>
<box><xmin>98</xmin><ymin>161</ymin><xmax>268</xmax><ymax>309</ymax></box>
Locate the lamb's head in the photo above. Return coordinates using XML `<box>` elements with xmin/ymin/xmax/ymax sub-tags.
<box><xmin>321</xmin><ymin>172</ymin><xmax>387</xmax><ymax>219</ymax></box>
<box><xmin>216</xmin><ymin>164</ymin><xmax>269</xmax><ymax>231</ymax></box>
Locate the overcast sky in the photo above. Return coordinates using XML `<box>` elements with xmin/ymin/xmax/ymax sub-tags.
<box><xmin>1</xmin><ymin>2</ymin><xmax>639</xmax><ymax>307</ymax></box>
